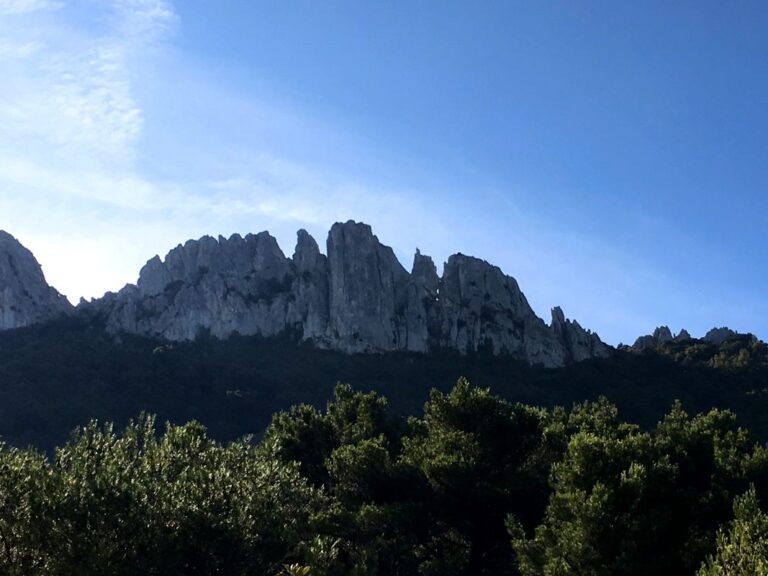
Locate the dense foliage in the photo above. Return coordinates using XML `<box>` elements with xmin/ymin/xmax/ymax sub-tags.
<box><xmin>2</xmin><ymin>381</ymin><xmax>768</xmax><ymax>575</ymax></box>
<box><xmin>0</xmin><ymin>416</ymin><xmax>324</xmax><ymax>575</ymax></box>
<box><xmin>2</xmin><ymin>316</ymin><xmax>768</xmax><ymax>450</ymax></box>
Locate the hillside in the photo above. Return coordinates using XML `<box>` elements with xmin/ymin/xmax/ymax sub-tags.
<box><xmin>2</xmin><ymin>314</ymin><xmax>767</xmax><ymax>450</ymax></box>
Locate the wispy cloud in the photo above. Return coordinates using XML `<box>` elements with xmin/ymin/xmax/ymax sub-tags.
<box><xmin>0</xmin><ymin>4</ymin><xmax>155</xmax><ymax>169</ymax></box>
<box><xmin>0</xmin><ymin>40</ymin><xmax>43</xmax><ymax>57</ymax></box>
<box><xmin>110</xmin><ymin>0</ymin><xmax>176</xmax><ymax>40</ymax></box>
<box><xmin>0</xmin><ymin>0</ymin><xmax>179</xmax><ymax>296</ymax></box>
<box><xmin>0</xmin><ymin>0</ymin><xmax>62</xmax><ymax>15</ymax></box>
<box><xmin>0</xmin><ymin>0</ymin><xmax>439</xmax><ymax>304</ymax></box>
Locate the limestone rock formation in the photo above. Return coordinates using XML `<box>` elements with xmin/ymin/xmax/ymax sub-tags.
<box><xmin>83</xmin><ymin>220</ymin><xmax>612</xmax><ymax>366</ymax></box>
<box><xmin>632</xmin><ymin>326</ymin><xmax>741</xmax><ymax>350</ymax></box>
<box><xmin>674</xmin><ymin>329</ymin><xmax>692</xmax><ymax>341</ymax></box>
<box><xmin>551</xmin><ymin>307</ymin><xmax>612</xmax><ymax>362</ymax></box>
<box><xmin>704</xmin><ymin>327</ymin><xmax>738</xmax><ymax>346</ymax></box>
<box><xmin>633</xmin><ymin>326</ymin><xmax>676</xmax><ymax>350</ymax></box>
<box><xmin>435</xmin><ymin>253</ymin><xmax>566</xmax><ymax>365</ymax></box>
<box><xmin>0</xmin><ymin>231</ymin><xmax>72</xmax><ymax>330</ymax></box>
<box><xmin>98</xmin><ymin>231</ymin><xmax>297</xmax><ymax>341</ymax></box>
<box><xmin>289</xmin><ymin>229</ymin><xmax>329</xmax><ymax>342</ymax></box>
<box><xmin>400</xmin><ymin>249</ymin><xmax>439</xmax><ymax>353</ymax></box>
<box><xmin>326</xmin><ymin>221</ymin><xmax>410</xmax><ymax>352</ymax></box>
<box><xmin>654</xmin><ymin>326</ymin><xmax>674</xmax><ymax>343</ymax></box>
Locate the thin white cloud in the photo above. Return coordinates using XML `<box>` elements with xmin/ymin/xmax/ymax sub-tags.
<box><xmin>0</xmin><ymin>0</ymin><xmax>62</xmax><ymax>14</ymax></box>
<box><xmin>0</xmin><ymin>17</ymin><xmax>147</xmax><ymax>173</ymax></box>
<box><xmin>110</xmin><ymin>0</ymin><xmax>176</xmax><ymax>40</ymax></box>
<box><xmin>0</xmin><ymin>0</ymin><xmax>183</xmax><ymax>302</ymax></box>
<box><xmin>0</xmin><ymin>40</ymin><xmax>43</xmax><ymax>57</ymax></box>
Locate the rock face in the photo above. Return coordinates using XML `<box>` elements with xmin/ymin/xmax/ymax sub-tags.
<box><xmin>551</xmin><ymin>307</ymin><xmax>612</xmax><ymax>362</ymax></box>
<box><xmin>704</xmin><ymin>327</ymin><xmax>738</xmax><ymax>346</ymax></box>
<box><xmin>633</xmin><ymin>326</ymin><xmax>677</xmax><ymax>349</ymax></box>
<box><xmin>674</xmin><ymin>329</ymin><xmax>692</xmax><ymax>342</ymax></box>
<box><xmin>326</xmin><ymin>222</ymin><xmax>409</xmax><ymax>352</ymax></box>
<box><xmin>84</xmin><ymin>221</ymin><xmax>612</xmax><ymax>367</ymax></box>
<box><xmin>633</xmin><ymin>326</ymin><xmax>740</xmax><ymax>350</ymax></box>
<box><xmin>0</xmin><ymin>231</ymin><xmax>72</xmax><ymax>330</ymax></box>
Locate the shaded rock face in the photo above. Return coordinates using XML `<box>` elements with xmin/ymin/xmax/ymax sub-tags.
<box><xmin>403</xmin><ymin>250</ymin><xmax>439</xmax><ymax>353</ymax></box>
<box><xmin>0</xmin><ymin>231</ymin><xmax>72</xmax><ymax>330</ymax></box>
<box><xmin>704</xmin><ymin>327</ymin><xmax>738</xmax><ymax>346</ymax></box>
<box><xmin>633</xmin><ymin>326</ymin><xmax>676</xmax><ymax>349</ymax></box>
<box><xmin>89</xmin><ymin>221</ymin><xmax>612</xmax><ymax>367</ymax></box>
<box><xmin>633</xmin><ymin>326</ymin><xmax>739</xmax><ymax>350</ymax></box>
<box><xmin>551</xmin><ymin>307</ymin><xmax>612</xmax><ymax>362</ymax></box>
<box><xmin>654</xmin><ymin>326</ymin><xmax>674</xmax><ymax>343</ymax></box>
<box><xmin>674</xmin><ymin>329</ymin><xmax>692</xmax><ymax>342</ymax></box>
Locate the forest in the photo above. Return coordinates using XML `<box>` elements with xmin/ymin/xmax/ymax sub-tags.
<box><xmin>1</xmin><ymin>317</ymin><xmax>768</xmax><ymax>574</ymax></box>
<box><xmin>1</xmin><ymin>379</ymin><xmax>767</xmax><ymax>575</ymax></box>
<box><xmin>2</xmin><ymin>315</ymin><xmax>768</xmax><ymax>450</ymax></box>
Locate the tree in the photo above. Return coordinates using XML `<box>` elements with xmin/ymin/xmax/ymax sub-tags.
<box><xmin>0</xmin><ymin>445</ymin><xmax>55</xmax><ymax>575</ymax></box>
<box><xmin>0</xmin><ymin>415</ymin><xmax>326</xmax><ymax>575</ymax></box>
<box><xmin>403</xmin><ymin>378</ymin><xmax>553</xmax><ymax>575</ymax></box>
<box><xmin>697</xmin><ymin>486</ymin><xmax>768</xmax><ymax>576</ymax></box>
<box><xmin>512</xmin><ymin>402</ymin><xmax>763</xmax><ymax>576</ymax></box>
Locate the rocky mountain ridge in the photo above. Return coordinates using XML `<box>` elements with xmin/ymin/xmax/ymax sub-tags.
<box><xmin>73</xmin><ymin>221</ymin><xmax>607</xmax><ymax>367</ymax></box>
<box><xmin>0</xmin><ymin>222</ymin><xmax>757</xmax><ymax>368</ymax></box>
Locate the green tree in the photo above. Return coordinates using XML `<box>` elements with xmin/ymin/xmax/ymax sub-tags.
<box><xmin>0</xmin><ymin>445</ymin><xmax>56</xmax><ymax>575</ymax></box>
<box><xmin>403</xmin><ymin>378</ymin><xmax>553</xmax><ymax>575</ymax></box>
<box><xmin>9</xmin><ymin>415</ymin><xmax>328</xmax><ymax>575</ymax></box>
<box><xmin>263</xmin><ymin>403</ymin><xmax>336</xmax><ymax>485</ymax></box>
<box><xmin>512</xmin><ymin>402</ymin><xmax>763</xmax><ymax>576</ymax></box>
<box><xmin>697</xmin><ymin>486</ymin><xmax>768</xmax><ymax>576</ymax></box>
<box><xmin>265</xmin><ymin>383</ymin><xmax>420</xmax><ymax>575</ymax></box>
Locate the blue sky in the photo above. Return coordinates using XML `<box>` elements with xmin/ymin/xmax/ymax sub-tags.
<box><xmin>0</xmin><ymin>0</ymin><xmax>766</xmax><ymax>345</ymax></box>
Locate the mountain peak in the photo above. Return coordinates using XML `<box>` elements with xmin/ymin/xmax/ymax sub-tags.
<box><xmin>704</xmin><ymin>327</ymin><xmax>738</xmax><ymax>346</ymax></box>
<box><xmin>0</xmin><ymin>231</ymin><xmax>72</xmax><ymax>330</ymax></box>
<box><xmin>4</xmin><ymin>223</ymin><xmax>612</xmax><ymax>367</ymax></box>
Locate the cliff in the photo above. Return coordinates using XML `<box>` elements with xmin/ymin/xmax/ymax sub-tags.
<box><xmin>88</xmin><ymin>221</ymin><xmax>611</xmax><ymax>366</ymax></box>
<box><xmin>0</xmin><ymin>231</ymin><xmax>72</xmax><ymax>329</ymax></box>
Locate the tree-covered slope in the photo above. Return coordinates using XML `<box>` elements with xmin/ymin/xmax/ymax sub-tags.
<box><xmin>1</xmin><ymin>315</ymin><xmax>768</xmax><ymax>450</ymax></box>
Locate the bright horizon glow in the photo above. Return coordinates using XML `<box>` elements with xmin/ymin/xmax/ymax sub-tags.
<box><xmin>1</xmin><ymin>0</ymin><xmax>767</xmax><ymax>345</ymax></box>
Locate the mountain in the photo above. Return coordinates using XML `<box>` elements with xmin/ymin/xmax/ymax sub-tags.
<box><xmin>78</xmin><ymin>221</ymin><xmax>610</xmax><ymax>366</ymax></box>
<box><xmin>2</xmin><ymin>225</ymin><xmax>768</xmax><ymax>451</ymax></box>
<box><xmin>0</xmin><ymin>231</ymin><xmax>72</xmax><ymax>330</ymax></box>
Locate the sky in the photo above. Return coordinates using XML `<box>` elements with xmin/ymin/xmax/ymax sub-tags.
<box><xmin>0</xmin><ymin>0</ymin><xmax>766</xmax><ymax>345</ymax></box>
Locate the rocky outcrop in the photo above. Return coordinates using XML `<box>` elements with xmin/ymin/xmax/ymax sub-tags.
<box><xmin>82</xmin><ymin>220</ymin><xmax>611</xmax><ymax>366</ymax></box>
<box><xmin>0</xmin><ymin>231</ymin><xmax>72</xmax><ymax>329</ymax></box>
<box><xmin>435</xmin><ymin>254</ymin><xmax>566</xmax><ymax>365</ymax></box>
<box><xmin>98</xmin><ymin>231</ymin><xmax>297</xmax><ymax>341</ymax></box>
<box><xmin>403</xmin><ymin>250</ymin><xmax>439</xmax><ymax>353</ymax></box>
<box><xmin>632</xmin><ymin>326</ymin><xmax>741</xmax><ymax>350</ymax></box>
<box><xmin>703</xmin><ymin>327</ymin><xmax>738</xmax><ymax>346</ymax></box>
<box><xmin>326</xmin><ymin>221</ymin><xmax>410</xmax><ymax>352</ymax></box>
<box><xmin>551</xmin><ymin>307</ymin><xmax>612</xmax><ymax>362</ymax></box>
<box><xmin>289</xmin><ymin>229</ymin><xmax>329</xmax><ymax>342</ymax></box>
<box><xmin>633</xmin><ymin>326</ymin><xmax>676</xmax><ymax>349</ymax></box>
<box><xmin>674</xmin><ymin>329</ymin><xmax>692</xmax><ymax>342</ymax></box>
